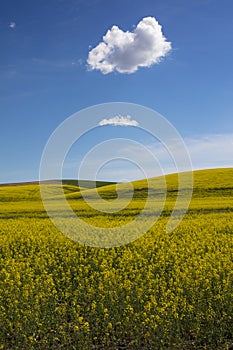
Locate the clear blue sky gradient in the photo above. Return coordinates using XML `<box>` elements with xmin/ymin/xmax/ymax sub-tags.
<box><xmin>1</xmin><ymin>0</ymin><xmax>233</xmax><ymax>182</ymax></box>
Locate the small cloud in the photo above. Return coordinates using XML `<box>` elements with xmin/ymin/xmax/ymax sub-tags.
<box><xmin>77</xmin><ymin>58</ymin><xmax>83</xmax><ymax>65</ymax></box>
<box><xmin>9</xmin><ymin>22</ymin><xmax>16</xmax><ymax>29</ymax></box>
<box><xmin>71</xmin><ymin>58</ymin><xmax>83</xmax><ymax>66</ymax></box>
<box><xmin>99</xmin><ymin>115</ymin><xmax>139</xmax><ymax>127</ymax></box>
<box><xmin>87</xmin><ymin>16</ymin><xmax>171</xmax><ymax>74</ymax></box>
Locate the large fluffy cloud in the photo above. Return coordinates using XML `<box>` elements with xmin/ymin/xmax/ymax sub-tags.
<box><xmin>87</xmin><ymin>17</ymin><xmax>172</xmax><ymax>74</ymax></box>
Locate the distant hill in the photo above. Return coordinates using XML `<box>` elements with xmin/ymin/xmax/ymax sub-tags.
<box><xmin>0</xmin><ymin>179</ymin><xmax>116</xmax><ymax>188</ymax></box>
<box><xmin>0</xmin><ymin>179</ymin><xmax>116</xmax><ymax>202</ymax></box>
<box><xmin>66</xmin><ymin>179</ymin><xmax>117</xmax><ymax>188</ymax></box>
<box><xmin>0</xmin><ymin>168</ymin><xmax>232</xmax><ymax>203</ymax></box>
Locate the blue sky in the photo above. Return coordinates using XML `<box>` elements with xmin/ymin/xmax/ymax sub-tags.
<box><xmin>1</xmin><ymin>0</ymin><xmax>233</xmax><ymax>182</ymax></box>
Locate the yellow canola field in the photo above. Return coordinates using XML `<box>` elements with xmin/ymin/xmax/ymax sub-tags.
<box><xmin>0</xmin><ymin>168</ymin><xmax>232</xmax><ymax>349</ymax></box>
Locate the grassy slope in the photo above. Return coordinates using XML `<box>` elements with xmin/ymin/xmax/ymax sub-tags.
<box><xmin>0</xmin><ymin>168</ymin><xmax>232</xmax><ymax>222</ymax></box>
<box><xmin>64</xmin><ymin>167</ymin><xmax>233</xmax><ymax>198</ymax></box>
<box><xmin>0</xmin><ymin>168</ymin><xmax>232</xmax><ymax>201</ymax></box>
<box><xmin>0</xmin><ymin>167</ymin><xmax>232</xmax><ymax>205</ymax></box>
<box><xmin>0</xmin><ymin>180</ymin><xmax>116</xmax><ymax>217</ymax></box>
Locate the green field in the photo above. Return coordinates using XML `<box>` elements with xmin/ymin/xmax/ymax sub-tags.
<box><xmin>0</xmin><ymin>168</ymin><xmax>233</xmax><ymax>349</ymax></box>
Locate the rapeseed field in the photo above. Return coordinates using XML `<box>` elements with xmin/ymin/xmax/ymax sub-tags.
<box><xmin>0</xmin><ymin>168</ymin><xmax>232</xmax><ymax>349</ymax></box>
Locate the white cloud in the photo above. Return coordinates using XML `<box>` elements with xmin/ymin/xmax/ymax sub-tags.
<box><xmin>147</xmin><ymin>133</ymin><xmax>233</xmax><ymax>173</ymax></box>
<box><xmin>63</xmin><ymin>133</ymin><xmax>233</xmax><ymax>182</ymax></box>
<box><xmin>9</xmin><ymin>22</ymin><xmax>16</xmax><ymax>29</ymax></box>
<box><xmin>87</xmin><ymin>16</ymin><xmax>172</xmax><ymax>74</ymax></box>
<box><xmin>185</xmin><ymin>133</ymin><xmax>233</xmax><ymax>169</ymax></box>
<box><xmin>99</xmin><ymin>115</ymin><xmax>139</xmax><ymax>127</ymax></box>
